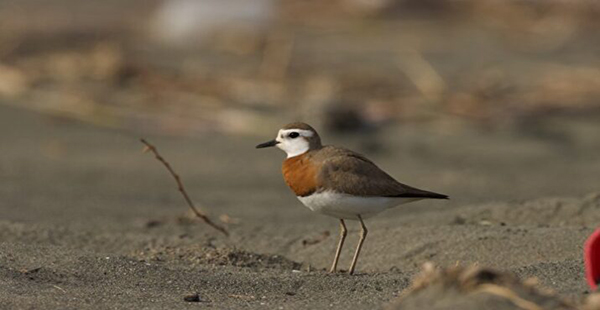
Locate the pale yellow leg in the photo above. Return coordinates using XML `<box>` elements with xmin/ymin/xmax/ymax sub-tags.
<box><xmin>329</xmin><ymin>219</ymin><xmax>347</xmax><ymax>273</ymax></box>
<box><xmin>348</xmin><ymin>215</ymin><xmax>368</xmax><ymax>275</ymax></box>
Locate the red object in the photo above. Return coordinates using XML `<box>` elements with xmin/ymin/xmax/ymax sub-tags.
<box><xmin>585</xmin><ymin>229</ymin><xmax>600</xmax><ymax>290</ymax></box>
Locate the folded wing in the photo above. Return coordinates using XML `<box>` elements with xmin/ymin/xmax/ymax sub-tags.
<box><xmin>317</xmin><ymin>148</ymin><xmax>448</xmax><ymax>199</ymax></box>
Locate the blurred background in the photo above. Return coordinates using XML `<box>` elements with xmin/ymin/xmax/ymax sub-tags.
<box><xmin>1</xmin><ymin>0</ymin><xmax>599</xmax><ymax>136</ymax></box>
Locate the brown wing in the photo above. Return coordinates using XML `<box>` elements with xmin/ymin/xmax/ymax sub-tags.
<box><xmin>316</xmin><ymin>148</ymin><xmax>448</xmax><ymax>199</ymax></box>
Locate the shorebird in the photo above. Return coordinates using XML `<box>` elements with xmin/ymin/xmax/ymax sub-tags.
<box><xmin>256</xmin><ymin>122</ymin><xmax>448</xmax><ymax>274</ymax></box>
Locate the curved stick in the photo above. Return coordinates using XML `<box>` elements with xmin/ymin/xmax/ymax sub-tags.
<box><xmin>140</xmin><ymin>138</ymin><xmax>229</xmax><ymax>236</ymax></box>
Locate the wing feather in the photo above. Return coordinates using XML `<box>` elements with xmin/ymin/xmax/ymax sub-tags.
<box><xmin>316</xmin><ymin>148</ymin><xmax>448</xmax><ymax>199</ymax></box>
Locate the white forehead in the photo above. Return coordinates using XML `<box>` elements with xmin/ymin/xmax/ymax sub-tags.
<box><xmin>277</xmin><ymin>129</ymin><xmax>314</xmax><ymax>138</ymax></box>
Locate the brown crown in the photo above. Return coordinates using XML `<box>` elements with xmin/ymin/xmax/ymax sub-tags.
<box><xmin>282</xmin><ymin>122</ymin><xmax>317</xmax><ymax>132</ymax></box>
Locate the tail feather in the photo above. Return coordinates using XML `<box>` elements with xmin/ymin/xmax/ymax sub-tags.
<box><xmin>395</xmin><ymin>192</ymin><xmax>449</xmax><ymax>199</ymax></box>
<box><xmin>391</xmin><ymin>187</ymin><xmax>449</xmax><ymax>200</ymax></box>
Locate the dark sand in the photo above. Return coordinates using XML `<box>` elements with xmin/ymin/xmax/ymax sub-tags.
<box><xmin>1</xmin><ymin>104</ymin><xmax>599</xmax><ymax>309</ymax></box>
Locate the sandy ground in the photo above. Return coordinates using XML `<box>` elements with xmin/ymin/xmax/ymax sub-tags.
<box><xmin>1</xmin><ymin>103</ymin><xmax>600</xmax><ymax>309</ymax></box>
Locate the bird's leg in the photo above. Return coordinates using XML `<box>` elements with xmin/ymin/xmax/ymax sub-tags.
<box><xmin>329</xmin><ymin>219</ymin><xmax>347</xmax><ymax>273</ymax></box>
<box><xmin>348</xmin><ymin>215</ymin><xmax>368</xmax><ymax>275</ymax></box>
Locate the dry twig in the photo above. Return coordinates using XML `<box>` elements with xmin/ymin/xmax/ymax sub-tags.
<box><xmin>140</xmin><ymin>138</ymin><xmax>229</xmax><ymax>236</ymax></box>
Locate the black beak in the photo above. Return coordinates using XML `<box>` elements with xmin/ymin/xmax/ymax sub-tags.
<box><xmin>256</xmin><ymin>140</ymin><xmax>279</xmax><ymax>149</ymax></box>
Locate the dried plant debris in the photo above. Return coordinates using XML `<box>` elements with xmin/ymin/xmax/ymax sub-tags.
<box><xmin>583</xmin><ymin>293</ymin><xmax>600</xmax><ymax>310</ymax></box>
<box><xmin>387</xmin><ymin>263</ymin><xmax>574</xmax><ymax>310</ymax></box>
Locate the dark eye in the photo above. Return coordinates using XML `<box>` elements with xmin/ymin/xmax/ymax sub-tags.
<box><xmin>288</xmin><ymin>132</ymin><xmax>300</xmax><ymax>139</ymax></box>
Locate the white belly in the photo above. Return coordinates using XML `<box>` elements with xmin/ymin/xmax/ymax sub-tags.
<box><xmin>297</xmin><ymin>191</ymin><xmax>421</xmax><ymax>220</ymax></box>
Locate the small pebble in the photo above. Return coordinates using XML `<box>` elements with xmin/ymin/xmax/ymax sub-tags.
<box><xmin>183</xmin><ymin>293</ymin><xmax>201</xmax><ymax>302</ymax></box>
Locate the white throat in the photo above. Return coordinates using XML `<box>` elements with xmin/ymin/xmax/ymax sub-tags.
<box><xmin>282</xmin><ymin>142</ymin><xmax>309</xmax><ymax>158</ymax></box>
